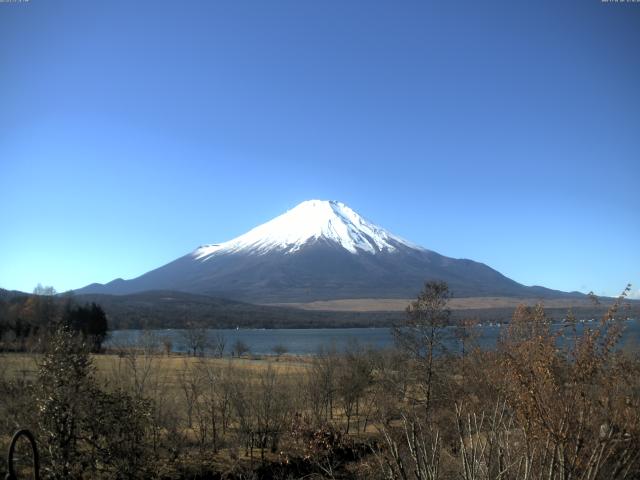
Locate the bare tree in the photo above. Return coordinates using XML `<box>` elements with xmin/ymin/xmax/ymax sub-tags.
<box><xmin>160</xmin><ymin>336</ymin><xmax>173</xmax><ymax>356</ymax></box>
<box><xmin>181</xmin><ymin>326</ymin><xmax>208</xmax><ymax>357</ymax></box>
<box><xmin>393</xmin><ymin>281</ymin><xmax>451</xmax><ymax>418</ymax></box>
<box><xmin>177</xmin><ymin>359</ymin><xmax>202</xmax><ymax>429</ymax></box>
<box><xmin>211</xmin><ymin>331</ymin><xmax>226</xmax><ymax>357</ymax></box>
<box><xmin>254</xmin><ymin>366</ymin><xmax>290</xmax><ymax>461</ymax></box>
<box><xmin>194</xmin><ymin>359</ymin><xmax>235</xmax><ymax>453</ymax></box>
<box><xmin>272</xmin><ymin>343</ymin><xmax>288</xmax><ymax>359</ymax></box>
<box><xmin>308</xmin><ymin>345</ymin><xmax>339</xmax><ymax>424</ymax></box>
<box><xmin>228</xmin><ymin>371</ymin><xmax>257</xmax><ymax>459</ymax></box>
<box><xmin>337</xmin><ymin>343</ymin><xmax>373</xmax><ymax>434</ymax></box>
<box><xmin>232</xmin><ymin>339</ymin><xmax>250</xmax><ymax>357</ymax></box>
<box><xmin>371</xmin><ymin>349</ymin><xmax>410</xmax><ymax>426</ymax></box>
<box><xmin>112</xmin><ymin>333</ymin><xmax>160</xmax><ymax>399</ymax></box>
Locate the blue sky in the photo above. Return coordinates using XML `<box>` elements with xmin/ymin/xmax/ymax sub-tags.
<box><xmin>1</xmin><ymin>0</ymin><xmax>638</xmax><ymax>298</ymax></box>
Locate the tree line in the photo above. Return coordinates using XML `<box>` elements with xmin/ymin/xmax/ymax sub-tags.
<box><xmin>0</xmin><ymin>285</ymin><xmax>108</xmax><ymax>353</ymax></box>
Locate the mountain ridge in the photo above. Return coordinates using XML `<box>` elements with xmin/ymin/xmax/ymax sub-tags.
<box><xmin>75</xmin><ymin>200</ymin><xmax>582</xmax><ymax>302</ymax></box>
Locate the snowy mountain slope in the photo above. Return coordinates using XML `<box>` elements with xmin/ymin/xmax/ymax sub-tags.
<box><xmin>75</xmin><ymin>200</ymin><xmax>577</xmax><ymax>302</ymax></box>
<box><xmin>193</xmin><ymin>200</ymin><xmax>421</xmax><ymax>258</ymax></box>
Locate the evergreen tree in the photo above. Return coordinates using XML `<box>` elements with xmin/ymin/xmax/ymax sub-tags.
<box><xmin>37</xmin><ymin>322</ymin><xmax>93</xmax><ymax>480</ymax></box>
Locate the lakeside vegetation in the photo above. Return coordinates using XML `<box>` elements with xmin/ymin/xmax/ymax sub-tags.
<box><xmin>0</xmin><ymin>285</ymin><xmax>109</xmax><ymax>353</ymax></box>
<box><xmin>3</xmin><ymin>287</ymin><xmax>636</xmax><ymax>336</ymax></box>
<box><xmin>0</xmin><ymin>282</ymin><xmax>638</xmax><ymax>479</ymax></box>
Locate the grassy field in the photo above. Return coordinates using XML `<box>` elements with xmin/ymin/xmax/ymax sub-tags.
<box><xmin>266</xmin><ymin>295</ymin><xmax>624</xmax><ymax>311</ymax></box>
<box><xmin>0</xmin><ymin>349</ymin><xmax>369</xmax><ymax>478</ymax></box>
<box><xmin>0</xmin><ymin>351</ymin><xmax>312</xmax><ymax>383</ymax></box>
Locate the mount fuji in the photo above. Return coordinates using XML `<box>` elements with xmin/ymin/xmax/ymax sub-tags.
<box><xmin>75</xmin><ymin>200</ymin><xmax>574</xmax><ymax>302</ymax></box>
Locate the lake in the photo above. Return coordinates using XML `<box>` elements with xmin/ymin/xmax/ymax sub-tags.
<box><xmin>106</xmin><ymin>318</ymin><xmax>640</xmax><ymax>356</ymax></box>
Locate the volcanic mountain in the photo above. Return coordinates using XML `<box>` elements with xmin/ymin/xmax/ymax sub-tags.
<box><xmin>76</xmin><ymin>200</ymin><xmax>575</xmax><ymax>302</ymax></box>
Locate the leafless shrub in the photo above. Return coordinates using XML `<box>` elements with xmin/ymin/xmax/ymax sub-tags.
<box><xmin>377</xmin><ymin>414</ymin><xmax>441</xmax><ymax>480</ymax></box>
<box><xmin>494</xmin><ymin>285</ymin><xmax>640</xmax><ymax>480</ymax></box>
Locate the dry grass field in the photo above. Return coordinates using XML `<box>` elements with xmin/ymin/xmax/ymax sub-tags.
<box><xmin>0</xmin><ymin>351</ymin><xmax>312</xmax><ymax>384</ymax></box>
<box><xmin>266</xmin><ymin>295</ymin><xmax>613</xmax><ymax>311</ymax></box>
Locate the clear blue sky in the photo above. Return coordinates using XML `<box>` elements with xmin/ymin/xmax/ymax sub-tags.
<box><xmin>1</xmin><ymin>0</ymin><xmax>638</xmax><ymax>298</ymax></box>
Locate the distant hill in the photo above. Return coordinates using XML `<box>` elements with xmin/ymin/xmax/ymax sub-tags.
<box><xmin>73</xmin><ymin>290</ymin><xmax>403</xmax><ymax>329</ymax></box>
<box><xmin>0</xmin><ymin>287</ymin><xmax>29</xmax><ymax>301</ymax></box>
<box><xmin>73</xmin><ymin>290</ymin><xmax>639</xmax><ymax>330</ymax></box>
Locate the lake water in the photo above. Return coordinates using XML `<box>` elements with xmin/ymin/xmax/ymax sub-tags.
<box><xmin>106</xmin><ymin>318</ymin><xmax>640</xmax><ymax>356</ymax></box>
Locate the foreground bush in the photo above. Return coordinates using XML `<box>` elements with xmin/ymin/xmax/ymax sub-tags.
<box><xmin>36</xmin><ymin>323</ymin><xmax>151</xmax><ymax>480</ymax></box>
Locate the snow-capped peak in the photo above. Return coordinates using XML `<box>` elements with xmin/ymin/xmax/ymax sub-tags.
<box><xmin>193</xmin><ymin>200</ymin><xmax>421</xmax><ymax>260</ymax></box>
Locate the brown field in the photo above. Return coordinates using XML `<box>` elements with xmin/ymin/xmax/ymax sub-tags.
<box><xmin>0</xmin><ymin>352</ymin><xmax>312</xmax><ymax>386</ymax></box>
<box><xmin>266</xmin><ymin>296</ymin><xmax>609</xmax><ymax>312</ymax></box>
